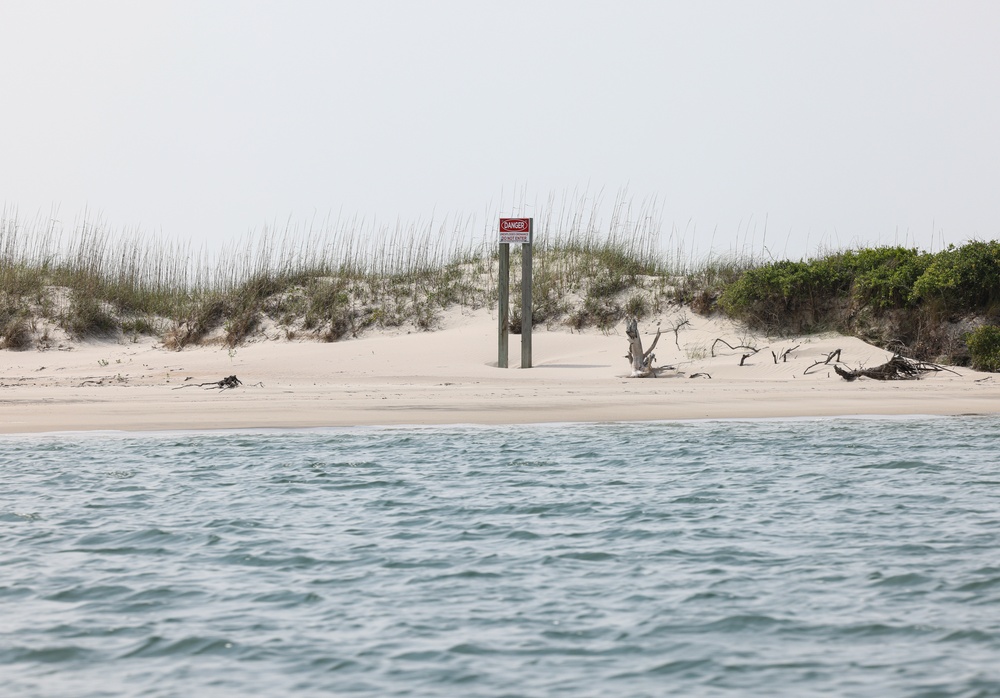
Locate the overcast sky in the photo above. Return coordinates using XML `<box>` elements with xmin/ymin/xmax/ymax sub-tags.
<box><xmin>2</xmin><ymin>1</ymin><xmax>999</xmax><ymax>261</ymax></box>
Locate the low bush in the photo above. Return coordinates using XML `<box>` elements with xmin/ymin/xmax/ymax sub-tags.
<box><xmin>717</xmin><ymin>257</ymin><xmax>853</xmax><ymax>331</ymax></box>
<box><xmin>846</xmin><ymin>246</ymin><xmax>929</xmax><ymax>310</ymax></box>
<box><xmin>966</xmin><ymin>325</ymin><xmax>1000</xmax><ymax>372</ymax></box>
<box><xmin>911</xmin><ymin>241</ymin><xmax>1000</xmax><ymax>311</ymax></box>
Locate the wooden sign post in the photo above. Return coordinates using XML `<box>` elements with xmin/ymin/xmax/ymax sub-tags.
<box><xmin>498</xmin><ymin>217</ymin><xmax>533</xmax><ymax>368</ymax></box>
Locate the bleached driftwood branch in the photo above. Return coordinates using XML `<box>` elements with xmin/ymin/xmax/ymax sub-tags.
<box><xmin>625</xmin><ymin>317</ymin><xmax>662</xmax><ymax>378</ymax></box>
<box><xmin>711</xmin><ymin>337</ymin><xmax>759</xmax><ymax>358</ymax></box>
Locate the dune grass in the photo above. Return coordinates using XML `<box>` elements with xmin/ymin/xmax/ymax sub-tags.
<box><xmin>4</xmin><ymin>201</ymin><xmax>996</xmax><ymax>367</ymax></box>
<box><xmin>1</xmin><ymin>197</ymin><xmax>726</xmax><ymax>350</ymax></box>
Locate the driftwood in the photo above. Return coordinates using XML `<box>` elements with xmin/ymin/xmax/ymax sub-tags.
<box><xmin>669</xmin><ymin>316</ymin><xmax>691</xmax><ymax>350</ymax></box>
<box><xmin>711</xmin><ymin>338</ymin><xmax>758</xmax><ymax>358</ymax></box>
<box><xmin>625</xmin><ymin>318</ymin><xmax>662</xmax><ymax>377</ymax></box>
<box><xmin>834</xmin><ymin>355</ymin><xmax>958</xmax><ymax>381</ymax></box>
<box><xmin>771</xmin><ymin>345</ymin><xmax>800</xmax><ymax>364</ymax></box>
<box><xmin>739</xmin><ymin>347</ymin><xmax>767</xmax><ymax>366</ymax></box>
<box><xmin>172</xmin><ymin>375</ymin><xmax>244</xmax><ymax>390</ymax></box>
<box><xmin>689</xmin><ymin>372</ymin><xmax>712</xmax><ymax>379</ymax></box>
<box><xmin>803</xmin><ymin>348</ymin><xmax>843</xmax><ymax>375</ymax></box>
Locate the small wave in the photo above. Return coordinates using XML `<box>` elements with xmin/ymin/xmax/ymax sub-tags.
<box><xmin>447</xmin><ymin>642</ymin><xmax>494</xmax><ymax>656</ymax></box>
<box><xmin>252</xmin><ymin>590</ymin><xmax>323</xmax><ymax>605</ymax></box>
<box><xmin>700</xmin><ymin>614</ymin><xmax>789</xmax><ymax>633</ymax></box>
<box><xmin>326</xmin><ymin>479</ymin><xmax>409</xmax><ymax>491</ymax></box>
<box><xmin>557</xmin><ymin>551</ymin><xmax>617</xmax><ymax>562</ymax></box>
<box><xmin>839</xmin><ymin>622</ymin><xmax>928</xmax><ymax>637</ymax></box>
<box><xmin>871</xmin><ymin>572</ymin><xmax>934</xmax><ymax>588</ymax></box>
<box><xmin>857</xmin><ymin>460</ymin><xmax>943</xmax><ymax>470</ymax></box>
<box><xmin>45</xmin><ymin>584</ymin><xmax>133</xmax><ymax>603</ymax></box>
<box><xmin>120</xmin><ymin>635</ymin><xmax>236</xmax><ymax>659</ymax></box>
<box><xmin>956</xmin><ymin>576</ymin><xmax>1000</xmax><ymax>592</ymax></box>
<box><xmin>2</xmin><ymin>645</ymin><xmax>96</xmax><ymax>664</ymax></box>
<box><xmin>937</xmin><ymin>629</ymin><xmax>996</xmax><ymax>643</ymax></box>
<box><xmin>1</xmin><ymin>511</ymin><xmax>42</xmax><ymax>522</ymax></box>
<box><xmin>646</xmin><ymin>657</ymin><xmax>715</xmax><ymax>676</ymax></box>
<box><xmin>505</xmin><ymin>529</ymin><xmax>541</xmax><ymax>540</ymax></box>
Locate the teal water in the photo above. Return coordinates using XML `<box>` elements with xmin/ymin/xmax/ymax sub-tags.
<box><xmin>2</xmin><ymin>417</ymin><xmax>1000</xmax><ymax>697</ymax></box>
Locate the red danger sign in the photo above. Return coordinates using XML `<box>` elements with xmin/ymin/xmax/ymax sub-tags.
<box><xmin>499</xmin><ymin>217</ymin><xmax>532</xmax><ymax>243</ymax></box>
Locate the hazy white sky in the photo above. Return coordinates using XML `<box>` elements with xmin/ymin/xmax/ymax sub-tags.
<box><xmin>2</xmin><ymin>1</ymin><xmax>999</xmax><ymax>260</ymax></box>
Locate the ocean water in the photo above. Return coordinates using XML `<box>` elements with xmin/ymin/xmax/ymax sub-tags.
<box><xmin>2</xmin><ymin>417</ymin><xmax>1000</xmax><ymax>697</ymax></box>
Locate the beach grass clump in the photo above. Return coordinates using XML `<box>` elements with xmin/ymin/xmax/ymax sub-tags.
<box><xmin>966</xmin><ymin>325</ymin><xmax>1000</xmax><ymax>372</ymax></box>
<box><xmin>624</xmin><ymin>293</ymin><xmax>649</xmax><ymax>320</ymax></box>
<box><xmin>1</xmin><ymin>316</ymin><xmax>33</xmax><ymax>350</ymax></box>
<box><xmin>670</xmin><ymin>255</ymin><xmax>751</xmax><ymax>314</ymax></box>
<box><xmin>508</xmin><ymin>202</ymin><xmax>667</xmax><ymax>330</ymax></box>
<box><xmin>0</xmin><ymin>295</ymin><xmax>34</xmax><ymax>350</ymax></box>
<box><xmin>164</xmin><ymin>294</ymin><xmax>228</xmax><ymax>350</ymax></box>
<box><xmin>302</xmin><ymin>278</ymin><xmax>352</xmax><ymax>341</ymax></box>
<box><xmin>63</xmin><ymin>293</ymin><xmax>119</xmax><ymax>338</ymax></box>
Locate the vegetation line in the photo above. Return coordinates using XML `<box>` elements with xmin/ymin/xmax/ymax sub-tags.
<box><xmin>1</xmin><ymin>204</ymin><xmax>999</xmax><ymax>371</ymax></box>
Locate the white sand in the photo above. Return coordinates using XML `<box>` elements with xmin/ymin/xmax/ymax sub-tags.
<box><xmin>2</xmin><ymin>310</ymin><xmax>998</xmax><ymax>434</ymax></box>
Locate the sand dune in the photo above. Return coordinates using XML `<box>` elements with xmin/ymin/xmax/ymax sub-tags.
<box><xmin>2</xmin><ymin>310</ymin><xmax>998</xmax><ymax>434</ymax></box>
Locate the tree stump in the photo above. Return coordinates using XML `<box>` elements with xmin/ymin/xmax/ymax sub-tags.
<box><xmin>626</xmin><ymin>317</ymin><xmax>662</xmax><ymax>377</ymax></box>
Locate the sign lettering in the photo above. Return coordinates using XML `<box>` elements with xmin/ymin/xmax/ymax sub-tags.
<box><xmin>499</xmin><ymin>217</ymin><xmax>532</xmax><ymax>243</ymax></box>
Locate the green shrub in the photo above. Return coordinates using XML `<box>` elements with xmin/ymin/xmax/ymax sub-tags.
<box><xmin>911</xmin><ymin>241</ymin><xmax>1000</xmax><ymax>311</ymax></box>
<box><xmin>846</xmin><ymin>247</ymin><xmax>929</xmax><ymax>309</ymax></box>
<box><xmin>717</xmin><ymin>246</ymin><xmax>948</xmax><ymax>329</ymax></box>
<box><xmin>966</xmin><ymin>325</ymin><xmax>1000</xmax><ymax>372</ymax></box>
<box><xmin>717</xmin><ymin>257</ymin><xmax>853</xmax><ymax>330</ymax></box>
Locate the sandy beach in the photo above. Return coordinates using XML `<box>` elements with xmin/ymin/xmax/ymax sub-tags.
<box><xmin>1</xmin><ymin>309</ymin><xmax>998</xmax><ymax>434</ymax></box>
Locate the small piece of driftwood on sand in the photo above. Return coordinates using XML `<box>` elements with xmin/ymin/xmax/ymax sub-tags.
<box><xmin>172</xmin><ymin>375</ymin><xmax>244</xmax><ymax>390</ymax></box>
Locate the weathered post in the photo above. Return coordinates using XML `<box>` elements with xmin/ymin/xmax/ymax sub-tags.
<box><xmin>498</xmin><ymin>242</ymin><xmax>510</xmax><ymax>368</ymax></box>
<box><xmin>521</xmin><ymin>235</ymin><xmax>533</xmax><ymax>368</ymax></box>
<box><xmin>498</xmin><ymin>217</ymin><xmax>533</xmax><ymax>369</ymax></box>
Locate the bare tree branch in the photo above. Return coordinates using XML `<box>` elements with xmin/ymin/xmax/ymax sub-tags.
<box><xmin>711</xmin><ymin>338</ymin><xmax>759</xmax><ymax>358</ymax></box>
<box><xmin>669</xmin><ymin>315</ymin><xmax>691</xmax><ymax>351</ymax></box>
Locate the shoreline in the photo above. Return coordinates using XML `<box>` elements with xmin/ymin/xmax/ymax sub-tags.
<box><xmin>1</xmin><ymin>412</ymin><xmax>996</xmax><ymax>440</ymax></box>
<box><xmin>3</xmin><ymin>309</ymin><xmax>999</xmax><ymax>435</ymax></box>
